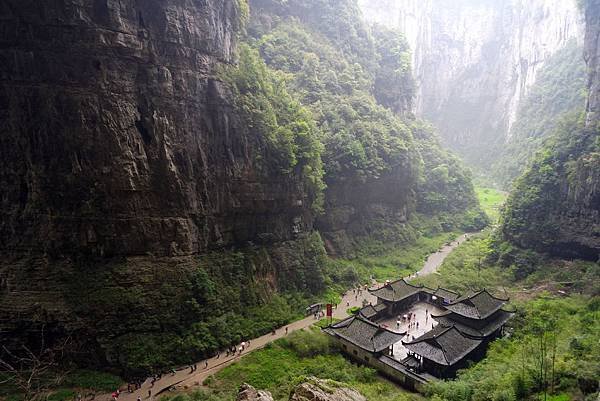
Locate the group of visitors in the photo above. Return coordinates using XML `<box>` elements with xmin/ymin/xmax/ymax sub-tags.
<box><xmin>126</xmin><ymin>382</ymin><xmax>143</xmax><ymax>393</ymax></box>
<box><xmin>121</xmin><ymin>340</ymin><xmax>255</xmax><ymax>400</ymax></box>
<box><xmin>396</xmin><ymin>309</ymin><xmax>430</xmax><ymax>333</ymax></box>
<box><xmin>224</xmin><ymin>340</ymin><xmax>251</xmax><ymax>357</ymax></box>
<box><xmin>346</xmin><ymin>284</ymin><xmax>369</xmax><ymax>307</ymax></box>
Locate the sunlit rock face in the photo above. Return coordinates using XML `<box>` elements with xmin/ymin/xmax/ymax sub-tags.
<box><xmin>359</xmin><ymin>0</ymin><xmax>584</xmax><ymax>167</ymax></box>
<box><xmin>499</xmin><ymin>0</ymin><xmax>600</xmax><ymax>261</ymax></box>
<box><xmin>585</xmin><ymin>0</ymin><xmax>600</xmax><ymax>124</ymax></box>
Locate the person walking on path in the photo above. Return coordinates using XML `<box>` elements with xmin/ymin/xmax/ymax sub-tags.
<box><xmin>285</xmin><ymin>327</ymin><xmax>288</xmax><ymax>335</ymax></box>
<box><xmin>147</xmin><ymin>390</ymin><xmax>151</xmax><ymax>399</ymax></box>
<box><xmin>205</xmin><ymin>360</ymin><xmax>208</xmax><ymax>369</ymax></box>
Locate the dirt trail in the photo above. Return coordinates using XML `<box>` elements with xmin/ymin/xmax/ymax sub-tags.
<box><xmin>415</xmin><ymin>233</ymin><xmax>471</xmax><ymax>277</ymax></box>
<box><xmin>101</xmin><ymin>233</ymin><xmax>471</xmax><ymax>399</ymax></box>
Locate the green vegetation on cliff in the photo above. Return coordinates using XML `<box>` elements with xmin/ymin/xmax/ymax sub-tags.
<box><xmin>253</xmin><ymin>17</ymin><xmax>417</xmax><ymax>184</ymax></box>
<box><xmin>499</xmin><ymin>115</ymin><xmax>599</xmax><ymax>260</ymax></box>
<box><xmin>492</xmin><ymin>42</ymin><xmax>587</xmax><ymax>188</ymax></box>
<box><xmin>223</xmin><ymin>44</ymin><xmax>326</xmax><ymax>210</ymax></box>
<box><xmin>57</xmin><ymin>234</ymin><xmax>331</xmax><ymax>377</ymax></box>
<box><xmin>249</xmin><ymin>0</ymin><xmax>486</xmax><ymax>254</ymax></box>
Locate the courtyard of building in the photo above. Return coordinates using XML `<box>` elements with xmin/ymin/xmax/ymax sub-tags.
<box><xmin>376</xmin><ymin>301</ymin><xmax>445</xmax><ymax>360</ymax></box>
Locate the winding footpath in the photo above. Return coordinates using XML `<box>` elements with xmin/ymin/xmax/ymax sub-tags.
<box><xmin>102</xmin><ymin>233</ymin><xmax>471</xmax><ymax>400</ymax></box>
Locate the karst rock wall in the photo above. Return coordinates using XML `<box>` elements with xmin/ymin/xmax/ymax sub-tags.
<box><xmin>0</xmin><ymin>0</ymin><xmax>313</xmax><ymax>259</ymax></box>
<box><xmin>0</xmin><ymin>0</ymin><xmax>320</xmax><ymax>355</ymax></box>
<box><xmin>499</xmin><ymin>0</ymin><xmax>599</xmax><ymax>261</ymax></box>
<box><xmin>358</xmin><ymin>0</ymin><xmax>584</xmax><ymax>166</ymax></box>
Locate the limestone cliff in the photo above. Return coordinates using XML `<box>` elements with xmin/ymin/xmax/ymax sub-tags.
<box><xmin>585</xmin><ymin>0</ymin><xmax>600</xmax><ymax>124</ymax></box>
<box><xmin>499</xmin><ymin>0</ymin><xmax>600</xmax><ymax>261</ymax></box>
<box><xmin>0</xmin><ymin>0</ymin><xmax>325</xmax><ymax>369</ymax></box>
<box><xmin>0</xmin><ymin>0</ymin><xmax>314</xmax><ymax>259</ymax></box>
<box><xmin>249</xmin><ymin>0</ymin><xmax>486</xmax><ymax>256</ymax></box>
<box><xmin>358</xmin><ymin>0</ymin><xmax>584</xmax><ymax>167</ymax></box>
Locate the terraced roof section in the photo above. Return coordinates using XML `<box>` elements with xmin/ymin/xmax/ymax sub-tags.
<box><xmin>369</xmin><ymin>279</ymin><xmax>423</xmax><ymax>302</ymax></box>
<box><xmin>444</xmin><ymin>289</ymin><xmax>508</xmax><ymax>319</ymax></box>
<box><xmin>432</xmin><ymin>309</ymin><xmax>515</xmax><ymax>337</ymax></box>
<box><xmin>325</xmin><ymin>315</ymin><xmax>406</xmax><ymax>353</ymax></box>
<box><xmin>402</xmin><ymin>325</ymin><xmax>482</xmax><ymax>366</ymax></box>
<box><xmin>358</xmin><ymin>303</ymin><xmax>387</xmax><ymax>319</ymax></box>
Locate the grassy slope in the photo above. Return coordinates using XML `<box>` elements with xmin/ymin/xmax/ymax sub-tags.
<box><xmin>334</xmin><ymin>230</ymin><xmax>460</xmax><ymax>283</ymax></box>
<box><xmin>474</xmin><ymin>187</ymin><xmax>507</xmax><ymax>224</ymax></box>
<box><xmin>196</xmin><ymin>329</ymin><xmax>423</xmax><ymax>401</ymax></box>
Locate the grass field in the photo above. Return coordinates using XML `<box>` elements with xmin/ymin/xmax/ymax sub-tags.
<box><xmin>475</xmin><ymin>187</ymin><xmax>507</xmax><ymax>223</ymax></box>
<box><xmin>350</xmin><ymin>231</ymin><xmax>459</xmax><ymax>281</ymax></box>
<box><xmin>177</xmin><ymin>329</ymin><xmax>423</xmax><ymax>401</ymax></box>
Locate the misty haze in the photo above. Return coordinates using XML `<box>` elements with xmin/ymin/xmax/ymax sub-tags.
<box><xmin>0</xmin><ymin>1</ymin><xmax>598</xmax><ymax>401</ymax></box>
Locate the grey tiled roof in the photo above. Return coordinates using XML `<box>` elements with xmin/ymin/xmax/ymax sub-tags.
<box><xmin>433</xmin><ymin>288</ymin><xmax>460</xmax><ymax>302</ymax></box>
<box><xmin>432</xmin><ymin>309</ymin><xmax>514</xmax><ymax>338</ymax></box>
<box><xmin>369</xmin><ymin>279</ymin><xmax>423</xmax><ymax>302</ymax></box>
<box><xmin>359</xmin><ymin>305</ymin><xmax>378</xmax><ymax>319</ymax></box>
<box><xmin>403</xmin><ymin>325</ymin><xmax>482</xmax><ymax>366</ymax></box>
<box><xmin>423</xmin><ymin>287</ymin><xmax>460</xmax><ymax>301</ymax></box>
<box><xmin>444</xmin><ymin>289</ymin><xmax>508</xmax><ymax>319</ymax></box>
<box><xmin>325</xmin><ymin>315</ymin><xmax>406</xmax><ymax>353</ymax></box>
<box><xmin>358</xmin><ymin>303</ymin><xmax>387</xmax><ymax>319</ymax></box>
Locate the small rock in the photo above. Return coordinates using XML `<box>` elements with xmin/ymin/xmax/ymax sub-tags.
<box><xmin>290</xmin><ymin>377</ymin><xmax>366</xmax><ymax>401</ymax></box>
<box><xmin>237</xmin><ymin>383</ymin><xmax>274</xmax><ymax>401</ymax></box>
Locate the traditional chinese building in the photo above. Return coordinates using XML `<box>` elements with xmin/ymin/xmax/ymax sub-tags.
<box><xmin>324</xmin><ymin>314</ymin><xmax>405</xmax><ymax>361</ymax></box>
<box><xmin>432</xmin><ymin>289</ymin><xmax>514</xmax><ymax>340</ymax></box>
<box><xmin>402</xmin><ymin>325</ymin><xmax>484</xmax><ymax>378</ymax></box>
<box><xmin>368</xmin><ymin>279</ymin><xmax>427</xmax><ymax>313</ymax></box>
<box><xmin>325</xmin><ymin>279</ymin><xmax>515</xmax><ymax>390</ymax></box>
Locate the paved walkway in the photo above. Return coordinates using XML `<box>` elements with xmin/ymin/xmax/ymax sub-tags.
<box><xmin>416</xmin><ymin>233</ymin><xmax>470</xmax><ymax>277</ymax></box>
<box><xmin>102</xmin><ymin>233</ymin><xmax>469</xmax><ymax>400</ymax></box>
<box><xmin>377</xmin><ymin>301</ymin><xmax>446</xmax><ymax>360</ymax></box>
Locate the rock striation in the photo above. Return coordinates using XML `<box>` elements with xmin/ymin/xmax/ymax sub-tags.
<box><xmin>585</xmin><ymin>0</ymin><xmax>600</xmax><ymax>124</ymax></box>
<box><xmin>0</xmin><ymin>0</ymin><xmax>323</xmax><ymax>362</ymax></box>
<box><xmin>358</xmin><ymin>0</ymin><xmax>584</xmax><ymax>167</ymax></box>
<box><xmin>499</xmin><ymin>0</ymin><xmax>600</xmax><ymax>261</ymax></box>
<box><xmin>0</xmin><ymin>0</ymin><xmax>313</xmax><ymax>259</ymax></box>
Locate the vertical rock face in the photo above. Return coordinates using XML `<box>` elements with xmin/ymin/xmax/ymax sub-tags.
<box><xmin>585</xmin><ymin>0</ymin><xmax>600</xmax><ymax>124</ymax></box>
<box><xmin>0</xmin><ymin>0</ymin><xmax>312</xmax><ymax>259</ymax></box>
<box><xmin>0</xmin><ymin>0</ymin><xmax>324</xmax><ymax>361</ymax></box>
<box><xmin>358</xmin><ymin>0</ymin><xmax>584</xmax><ymax>166</ymax></box>
<box><xmin>499</xmin><ymin>0</ymin><xmax>600</xmax><ymax>261</ymax></box>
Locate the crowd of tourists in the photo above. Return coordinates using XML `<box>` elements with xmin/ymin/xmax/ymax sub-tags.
<box><xmin>114</xmin><ymin>338</ymin><xmax>263</xmax><ymax>399</ymax></box>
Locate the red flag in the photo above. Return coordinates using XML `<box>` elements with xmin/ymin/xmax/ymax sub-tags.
<box><xmin>326</xmin><ymin>304</ymin><xmax>332</xmax><ymax>317</ymax></box>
